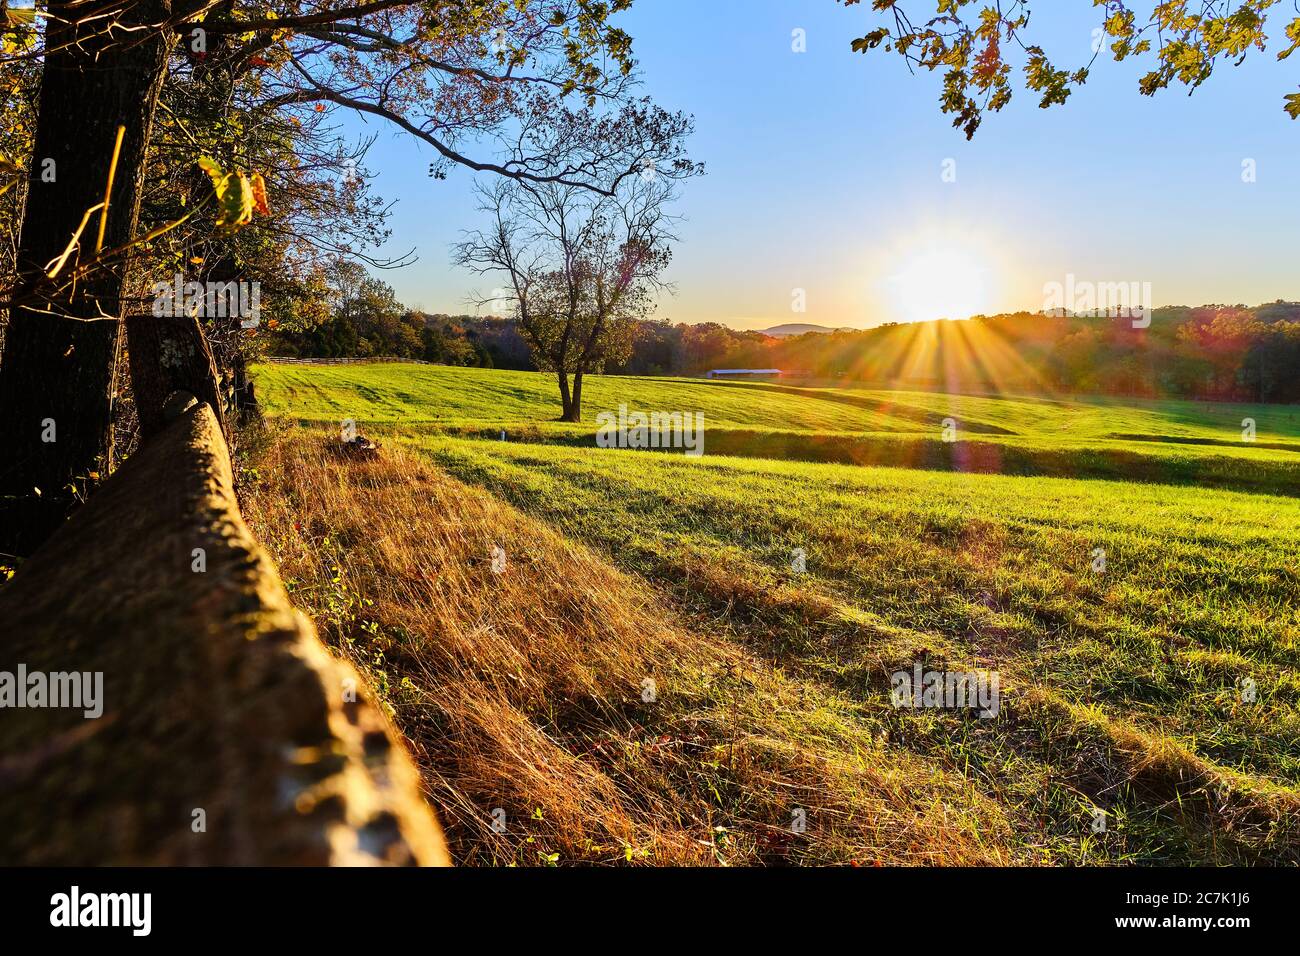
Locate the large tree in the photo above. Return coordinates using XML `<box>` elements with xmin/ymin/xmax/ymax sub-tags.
<box><xmin>0</xmin><ymin>0</ymin><xmax>179</xmax><ymax>554</ymax></box>
<box><xmin>841</xmin><ymin>0</ymin><xmax>1300</xmax><ymax>138</ymax></box>
<box><xmin>0</xmin><ymin>0</ymin><xmax>670</xmax><ymax>555</ymax></box>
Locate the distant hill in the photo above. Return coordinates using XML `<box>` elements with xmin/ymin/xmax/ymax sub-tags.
<box><xmin>758</xmin><ymin>323</ymin><xmax>854</xmax><ymax>337</ymax></box>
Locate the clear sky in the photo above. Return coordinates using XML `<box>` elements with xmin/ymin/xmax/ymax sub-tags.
<box><xmin>346</xmin><ymin>0</ymin><xmax>1300</xmax><ymax>331</ymax></box>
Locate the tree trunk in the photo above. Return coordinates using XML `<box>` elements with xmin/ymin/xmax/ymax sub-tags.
<box><xmin>125</xmin><ymin>314</ymin><xmax>229</xmax><ymax>444</ymax></box>
<box><xmin>0</xmin><ymin>0</ymin><xmax>175</xmax><ymax>556</ymax></box>
<box><xmin>568</xmin><ymin>369</ymin><xmax>585</xmax><ymax>423</ymax></box>
<box><xmin>231</xmin><ymin>355</ymin><xmax>260</xmax><ymax>422</ymax></box>
<box><xmin>556</xmin><ymin>366</ymin><xmax>578</xmax><ymax>422</ymax></box>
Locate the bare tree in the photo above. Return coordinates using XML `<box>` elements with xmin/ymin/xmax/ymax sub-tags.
<box><xmin>456</xmin><ymin>137</ymin><xmax>697</xmax><ymax>422</ymax></box>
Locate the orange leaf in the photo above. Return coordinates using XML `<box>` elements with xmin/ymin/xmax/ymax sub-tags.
<box><xmin>250</xmin><ymin>172</ymin><xmax>270</xmax><ymax>216</ymax></box>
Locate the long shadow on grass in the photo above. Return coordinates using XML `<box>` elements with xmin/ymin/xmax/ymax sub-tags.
<box><xmin>1108</xmin><ymin>432</ymin><xmax>1300</xmax><ymax>454</ymax></box>
<box><xmin>420</xmin><ymin>435</ymin><xmax>1300</xmax><ymax>863</ymax></box>
<box><xmin>696</xmin><ymin>380</ymin><xmax>1019</xmax><ymax>435</ymax></box>
<box><xmin>436</xmin><ymin>424</ymin><xmax>1300</xmax><ymax>499</ymax></box>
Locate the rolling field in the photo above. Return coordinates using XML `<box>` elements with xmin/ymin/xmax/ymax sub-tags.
<box><xmin>258</xmin><ymin>362</ymin><xmax>1300</xmax><ymax>444</ymax></box>
<box><xmin>244</xmin><ymin>362</ymin><xmax>1300</xmax><ymax>865</ymax></box>
<box><xmin>258</xmin><ymin>363</ymin><xmax>1300</xmax><ymax>495</ymax></box>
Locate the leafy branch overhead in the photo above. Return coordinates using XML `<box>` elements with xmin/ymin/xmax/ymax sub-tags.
<box><xmin>842</xmin><ymin>0</ymin><xmax>1298</xmax><ymax>138</ymax></box>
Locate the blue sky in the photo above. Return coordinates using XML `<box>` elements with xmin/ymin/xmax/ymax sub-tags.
<box><xmin>346</xmin><ymin>1</ymin><xmax>1300</xmax><ymax>330</ymax></box>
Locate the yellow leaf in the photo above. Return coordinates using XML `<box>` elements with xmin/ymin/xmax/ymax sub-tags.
<box><xmin>197</xmin><ymin>155</ymin><xmax>223</xmax><ymax>189</ymax></box>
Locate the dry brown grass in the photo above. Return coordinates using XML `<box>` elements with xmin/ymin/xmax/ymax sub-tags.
<box><xmin>239</xmin><ymin>422</ymin><xmax>1016</xmax><ymax>866</ymax></box>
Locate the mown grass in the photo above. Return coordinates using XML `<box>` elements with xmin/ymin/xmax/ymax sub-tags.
<box><xmin>246</xmin><ymin>362</ymin><xmax>1300</xmax><ymax>865</ymax></box>
<box><xmin>414</xmin><ymin>438</ymin><xmax>1300</xmax><ymax>858</ymax></box>
<box><xmin>256</xmin><ymin>362</ymin><xmax>1300</xmax><ymax>443</ymax></box>
<box><xmin>255</xmin><ymin>362</ymin><xmax>1300</xmax><ymax>496</ymax></box>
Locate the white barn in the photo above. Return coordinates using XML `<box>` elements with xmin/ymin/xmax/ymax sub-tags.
<box><xmin>706</xmin><ymin>369</ymin><xmax>782</xmax><ymax>380</ymax></box>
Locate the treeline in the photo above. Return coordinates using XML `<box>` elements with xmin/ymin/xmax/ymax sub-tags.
<box><xmin>632</xmin><ymin>303</ymin><xmax>1300</xmax><ymax>403</ymax></box>
<box><xmin>267</xmin><ymin>269</ymin><xmax>496</xmax><ymax>367</ymax></box>
<box><xmin>275</xmin><ymin>306</ymin><xmax>499</xmax><ymax>368</ymax></box>
<box><xmin>272</xmin><ymin>290</ymin><xmax>1300</xmax><ymax>403</ymax></box>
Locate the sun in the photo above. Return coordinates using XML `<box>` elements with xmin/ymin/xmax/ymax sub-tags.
<box><xmin>884</xmin><ymin>241</ymin><xmax>996</xmax><ymax>324</ymax></box>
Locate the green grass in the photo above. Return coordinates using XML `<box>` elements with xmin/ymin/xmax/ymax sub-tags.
<box><xmin>428</xmin><ymin>440</ymin><xmax>1300</xmax><ymax>753</ymax></box>
<box><xmin>258</xmin><ymin>362</ymin><xmax>927</xmax><ymax>431</ymax></box>
<box><xmin>255</xmin><ymin>362</ymin><xmax>1300</xmax><ymax>496</ymax></box>
<box><xmin>252</xmin><ymin>361</ymin><xmax>1300</xmax><ymax>863</ymax></box>
<box><xmin>838</xmin><ymin>385</ymin><xmax>1300</xmax><ymax>445</ymax></box>
<box><xmin>256</xmin><ymin>361</ymin><xmax>1300</xmax><ymax>442</ymax></box>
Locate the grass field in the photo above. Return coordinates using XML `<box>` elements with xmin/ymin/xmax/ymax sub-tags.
<box><xmin>258</xmin><ymin>363</ymin><xmax>1300</xmax><ymax>496</ymax></box>
<box><xmin>243</xmin><ymin>361</ymin><xmax>1300</xmax><ymax>865</ymax></box>
<box><xmin>258</xmin><ymin>362</ymin><xmax>1300</xmax><ymax>444</ymax></box>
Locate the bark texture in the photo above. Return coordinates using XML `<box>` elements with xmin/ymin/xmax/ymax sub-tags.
<box><xmin>0</xmin><ymin>0</ymin><xmax>175</xmax><ymax>555</ymax></box>
<box><xmin>126</xmin><ymin>313</ymin><xmax>229</xmax><ymax>443</ymax></box>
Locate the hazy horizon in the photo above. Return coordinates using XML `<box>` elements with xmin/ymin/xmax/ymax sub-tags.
<box><xmin>410</xmin><ymin>302</ymin><xmax>1300</xmax><ymax>334</ymax></box>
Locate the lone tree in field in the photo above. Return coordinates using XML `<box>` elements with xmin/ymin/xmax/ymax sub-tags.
<box><xmin>456</xmin><ymin>140</ymin><xmax>698</xmax><ymax>422</ymax></box>
<box><xmin>841</xmin><ymin>0</ymin><xmax>1300</xmax><ymax>138</ymax></box>
<box><xmin>0</xmin><ymin>0</ymin><xmax>682</xmax><ymax>555</ymax></box>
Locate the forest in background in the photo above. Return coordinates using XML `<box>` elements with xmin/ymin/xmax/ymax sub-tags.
<box><xmin>269</xmin><ymin>276</ymin><xmax>1300</xmax><ymax>404</ymax></box>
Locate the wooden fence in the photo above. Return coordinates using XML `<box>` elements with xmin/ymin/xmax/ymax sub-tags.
<box><xmin>0</xmin><ymin>318</ymin><xmax>449</xmax><ymax>865</ymax></box>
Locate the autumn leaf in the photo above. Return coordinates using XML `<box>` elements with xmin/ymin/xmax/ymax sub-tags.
<box><xmin>197</xmin><ymin>156</ymin><xmax>256</xmax><ymax>230</ymax></box>
<box><xmin>250</xmin><ymin>171</ymin><xmax>270</xmax><ymax>216</ymax></box>
<box><xmin>219</xmin><ymin>172</ymin><xmax>255</xmax><ymax>229</ymax></box>
<box><xmin>197</xmin><ymin>155</ymin><xmax>223</xmax><ymax>190</ymax></box>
